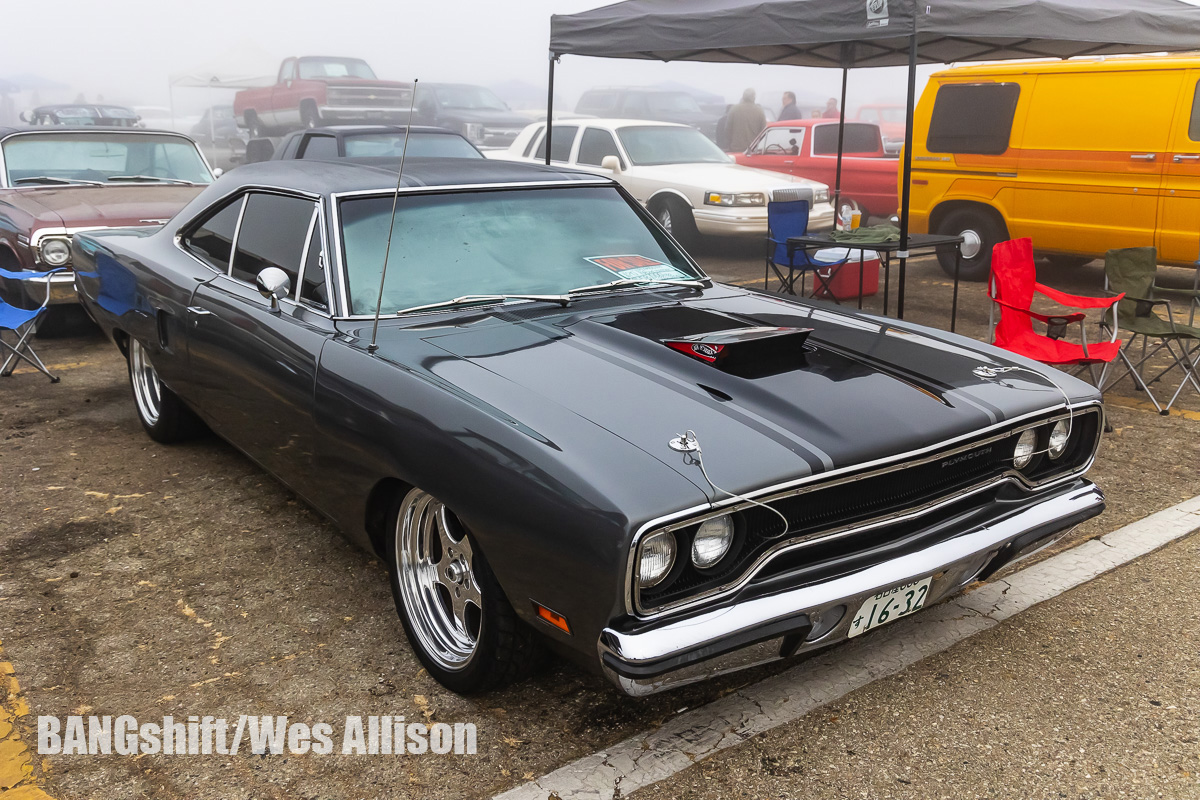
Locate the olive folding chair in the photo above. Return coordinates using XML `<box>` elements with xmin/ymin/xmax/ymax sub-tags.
<box><xmin>1099</xmin><ymin>247</ymin><xmax>1200</xmax><ymax>414</ymax></box>
<box><xmin>0</xmin><ymin>266</ymin><xmax>65</xmax><ymax>383</ymax></box>
<box><xmin>765</xmin><ymin>200</ymin><xmax>850</xmax><ymax>300</ymax></box>
<box><xmin>987</xmin><ymin>238</ymin><xmax>1123</xmax><ymax>387</ymax></box>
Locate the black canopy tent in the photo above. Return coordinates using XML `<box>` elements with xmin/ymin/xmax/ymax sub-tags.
<box><xmin>545</xmin><ymin>0</ymin><xmax>1200</xmax><ymax>320</ymax></box>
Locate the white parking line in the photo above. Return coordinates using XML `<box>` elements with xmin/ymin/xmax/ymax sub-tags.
<box><xmin>495</xmin><ymin>495</ymin><xmax>1200</xmax><ymax>800</ymax></box>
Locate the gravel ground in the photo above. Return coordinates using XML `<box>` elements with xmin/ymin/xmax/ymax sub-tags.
<box><xmin>1</xmin><ymin>248</ymin><xmax>1197</xmax><ymax>799</ymax></box>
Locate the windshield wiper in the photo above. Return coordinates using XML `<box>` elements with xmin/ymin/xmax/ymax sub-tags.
<box><xmin>392</xmin><ymin>293</ymin><xmax>572</xmax><ymax>316</ymax></box>
<box><xmin>13</xmin><ymin>176</ymin><xmax>103</xmax><ymax>186</ymax></box>
<box><xmin>566</xmin><ymin>277</ymin><xmax>709</xmax><ymax>296</ymax></box>
<box><xmin>107</xmin><ymin>175</ymin><xmax>196</xmax><ymax>185</ymax></box>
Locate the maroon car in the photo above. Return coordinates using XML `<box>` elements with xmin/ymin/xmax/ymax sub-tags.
<box><xmin>0</xmin><ymin>127</ymin><xmax>214</xmax><ymax>313</ymax></box>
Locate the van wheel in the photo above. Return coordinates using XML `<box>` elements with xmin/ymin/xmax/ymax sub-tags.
<box><xmin>935</xmin><ymin>208</ymin><xmax>1006</xmax><ymax>282</ymax></box>
<box><xmin>1044</xmin><ymin>254</ymin><xmax>1093</xmax><ymax>269</ymax></box>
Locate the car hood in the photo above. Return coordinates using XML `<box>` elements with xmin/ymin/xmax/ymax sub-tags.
<box><xmin>629</xmin><ymin>162</ymin><xmax>824</xmax><ymax>192</ymax></box>
<box><xmin>366</xmin><ymin>287</ymin><xmax>1092</xmax><ymax>500</ymax></box>
<box><xmin>1</xmin><ymin>185</ymin><xmax>202</xmax><ymax>229</ymax></box>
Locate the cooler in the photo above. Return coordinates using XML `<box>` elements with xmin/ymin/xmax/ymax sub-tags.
<box><xmin>812</xmin><ymin>248</ymin><xmax>880</xmax><ymax>301</ymax></box>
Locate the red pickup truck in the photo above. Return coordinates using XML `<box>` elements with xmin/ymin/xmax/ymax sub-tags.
<box><xmin>233</xmin><ymin>56</ymin><xmax>414</xmax><ymax>137</ymax></box>
<box><xmin>734</xmin><ymin>120</ymin><xmax>899</xmax><ymax>220</ymax></box>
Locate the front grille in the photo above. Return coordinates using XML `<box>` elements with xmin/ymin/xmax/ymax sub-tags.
<box><xmin>326</xmin><ymin>86</ymin><xmax>413</xmax><ymax>108</ymax></box>
<box><xmin>770</xmin><ymin>187</ymin><xmax>814</xmax><ymax>204</ymax></box>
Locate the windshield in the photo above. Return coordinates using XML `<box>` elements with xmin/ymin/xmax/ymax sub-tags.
<box><xmin>298</xmin><ymin>58</ymin><xmax>376</xmax><ymax>80</ymax></box>
<box><xmin>431</xmin><ymin>86</ymin><xmax>508</xmax><ymax>111</ymax></box>
<box><xmin>339</xmin><ymin>186</ymin><xmax>701</xmax><ymax>316</ymax></box>
<box><xmin>342</xmin><ymin>133</ymin><xmax>482</xmax><ymax>159</ymax></box>
<box><xmin>2</xmin><ymin>133</ymin><xmax>214</xmax><ymax>185</ymax></box>
<box><xmin>646</xmin><ymin>92</ymin><xmax>703</xmax><ymax>114</ymax></box>
<box><xmin>616</xmin><ymin>126</ymin><xmax>730</xmax><ymax>166</ymax></box>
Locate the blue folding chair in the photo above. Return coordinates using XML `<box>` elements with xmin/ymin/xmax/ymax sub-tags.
<box><xmin>0</xmin><ymin>266</ymin><xmax>66</xmax><ymax>382</ymax></box>
<box><xmin>765</xmin><ymin>199</ymin><xmax>850</xmax><ymax>300</ymax></box>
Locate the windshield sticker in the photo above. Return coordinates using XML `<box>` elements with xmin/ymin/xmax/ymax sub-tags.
<box><xmin>586</xmin><ymin>255</ymin><xmax>690</xmax><ymax>282</ymax></box>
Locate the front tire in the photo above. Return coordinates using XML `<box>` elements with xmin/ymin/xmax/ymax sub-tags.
<box><xmin>301</xmin><ymin>102</ymin><xmax>321</xmax><ymax>129</ymax></box>
<box><xmin>934</xmin><ymin>207</ymin><xmax>1007</xmax><ymax>282</ymax></box>
<box><xmin>655</xmin><ymin>197</ymin><xmax>700</xmax><ymax>252</ymax></box>
<box><xmin>386</xmin><ymin>487</ymin><xmax>544</xmax><ymax>694</ymax></box>
<box><xmin>127</xmin><ymin>338</ymin><xmax>202</xmax><ymax>443</ymax></box>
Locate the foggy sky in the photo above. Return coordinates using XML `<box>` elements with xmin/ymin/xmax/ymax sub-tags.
<box><xmin>1</xmin><ymin>0</ymin><xmax>932</xmax><ymax>114</ymax></box>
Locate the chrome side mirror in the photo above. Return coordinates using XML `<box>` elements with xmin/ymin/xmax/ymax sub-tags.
<box><xmin>212</xmin><ymin>167</ymin><xmax>224</xmax><ymax>178</ymax></box>
<box><xmin>601</xmin><ymin>155</ymin><xmax>623</xmax><ymax>174</ymax></box>
<box><xmin>256</xmin><ymin>267</ymin><xmax>291</xmax><ymax>312</ymax></box>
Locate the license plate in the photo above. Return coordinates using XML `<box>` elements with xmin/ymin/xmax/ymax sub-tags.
<box><xmin>847</xmin><ymin>577</ymin><xmax>932</xmax><ymax>638</ymax></box>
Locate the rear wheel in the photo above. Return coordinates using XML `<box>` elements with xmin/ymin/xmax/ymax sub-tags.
<box><xmin>127</xmin><ymin>338</ymin><xmax>202</xmax><ymax>443</ymax></box>
<box><xmin>386</xmin><ymin>487</ymin><xmax>544</xmax><ymax>694</ymax></box>
<box><xmin>245</xmin><ymin>112</ymin><xmax>265</xmax><ymax>139</ymax></box>
<box><xmin>655</xmin><ymin>197</ymin><xmax>699</xmax><ymax>252</ymax></box>
<box><xmin>934</xmin><ymin>207</ymin><xmax>1007</xmax><ymax>282</ymax></box>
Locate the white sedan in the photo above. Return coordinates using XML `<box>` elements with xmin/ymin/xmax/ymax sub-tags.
<box><xmin>490</xmin><ymin>119</ymin><xmax>834</xmax><ymax>247</ymax></box>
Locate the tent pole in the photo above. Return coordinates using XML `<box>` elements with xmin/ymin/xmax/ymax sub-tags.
<box><xmin>545</xmin><ymin>52</ymin><xmax>558</xmax><ymax>166</ymax></box>
<box><xmin>896</xmin><ymin>31</ymin><xmax>918</xmax><ymax>320</ymax></box>
<box><xmin>833</xmin><ymin>66</ymin><xmax>848</xmax><ymax>217</ymax></box>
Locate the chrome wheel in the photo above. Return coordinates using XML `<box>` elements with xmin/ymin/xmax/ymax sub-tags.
<box><xmin>129</xmin><ymin>339</ymin><xmax>163</xmax><ymax>427</ymax></box>
<box><xmin>657</xmin><ymin>205</ymin><xmax>674</xmax><ymax>233</ymax></box>
<box><xmin>959</xmin><ymin>228</ymin><xmax>983</xmax><ymax>259</ymax></box>
<box><xmin>394</xmin><ymin>490</ymin><xmax>481</xmax><ymax>671</ymax></box>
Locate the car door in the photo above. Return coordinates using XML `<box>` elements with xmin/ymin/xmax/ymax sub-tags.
<box><xmin>1157</xmin><ymin>71</ymin><xmax>1200</xmax><ymax>264</ymax></box>
<box><xmin>270</xmin><ymin>58</ymin><xmax>299</xmax><ymax>128</ymax></box>
<box><xmin>1014</xmin><ymin>68</ymin><xmax>1179</xmax><ymax>254</ymax></box>
<box><xmin>185</xmin><ymin>191</ymin><xmax>336</xmax><ymax>497</ymax></box>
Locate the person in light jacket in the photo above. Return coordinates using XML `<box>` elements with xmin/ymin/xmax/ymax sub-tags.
<box><xmin>726</xmin><ymin>88</ymin><xmax>767</xmax><ymax>152</ymax></box>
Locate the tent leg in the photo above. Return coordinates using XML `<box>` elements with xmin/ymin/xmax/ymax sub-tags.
<box><xmin>545</xmin><ymin>52</ymin><xmax>558</xmax><ymax>166</ymax></box>
<box><xmin>896</xmin><ymin>31</ymin><xmax>918</xmax><ymax>320</ymax></box>
<box><xmin>833</xmin><ymin>66</ymin><xmax>848</xmax><ymax>215</ymax></box>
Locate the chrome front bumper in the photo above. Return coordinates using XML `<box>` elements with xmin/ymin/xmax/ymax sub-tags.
<box><xmin>598</xmin><ymin>481</ymin><xmax>1104</xmax><ymax>696</ymax></box>
<box><xmin>15</xmin><ymin>271</ymin><xmax>77</xmax><ymax>306</ymax></box>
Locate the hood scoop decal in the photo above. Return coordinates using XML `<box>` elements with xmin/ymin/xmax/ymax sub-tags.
<box><xmin>663</xmin><ymin>326</ymin><xmax>814</xmax><ymax>376</ymax></box>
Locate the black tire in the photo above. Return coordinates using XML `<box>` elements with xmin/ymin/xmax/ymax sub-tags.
<box><xmin>934</xmin><ymin>207</ymin><xmax>1008</xmax><ymax>282</ymax></box>
<box><xmin>126</xmin><ymin>338</ymin><xmax>203</xmax><ymax>443</ymax></box>
<box><xmin>385</xmin><ymin>487</ymin><xmax>545</xmax><ymax>694</ymax></box>
<box><xmin>1043</xmin><ymin>254</ymin><xmax>1093</xmax><ymax>269</ymax></box>
<box><xmin>245</xmin><ymin>112</ymin><xmax>265</xmax><ymax>139</ymax></box>
<box><xmin>301</xmin><ymin>102</ymin><xmax>320</xmax><ymax>129</ymax></box>
<box><xmin>654</xmin><ymin>197</ymin><xmax>700</xmax><ymax>252</ymax></box>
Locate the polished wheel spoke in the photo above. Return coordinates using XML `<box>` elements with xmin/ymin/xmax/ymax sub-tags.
<box><xmin>129</xmin><ymin>340</ymin><xmax>163</xmax><ymax>426</ymax></box>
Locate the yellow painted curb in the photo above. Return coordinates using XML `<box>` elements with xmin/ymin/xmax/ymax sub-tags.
<box><xmin>8</xmin><ymin>361</ymin><xmax>92</xmax><ymax>377</ymax></box>
<box><xmin>1106</xmin><ymin>394</ymin><xmax>1200</xmax><ymax>421</ymax></box>
<box><xmin>0</xmin><ymin>643</ymin><xmax>53</xmax><ymax>799</ymax></box>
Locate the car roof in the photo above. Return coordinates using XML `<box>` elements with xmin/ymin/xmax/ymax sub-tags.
<box><xmin>530</xmin><ymin>118</ymin><xmax>690</xmax><ymax>131</ymax></box>
<box><xmin>764</xmin><ymin>119</ymin><xmax>879</xmax><ymax>129</ymax></box>
<box><xmin>223</xmin><ymin>157</ymin><xmax>613</xmax><ymax>196</ymax></box>
<box><xmin>289</xmin><ymin>125</ymin><xmax>462</xmax><ymax>136</ymax></box>
<box><xmin>0</xmin><ymin>126</ymin><xmax>196</xmax><ymax>139</ymax></box>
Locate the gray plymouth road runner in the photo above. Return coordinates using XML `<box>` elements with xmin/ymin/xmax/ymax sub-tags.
<box><xmin>74</xmin><ymin>158</ymin><xmax>1105</xmax><ymax>696</ymax></box>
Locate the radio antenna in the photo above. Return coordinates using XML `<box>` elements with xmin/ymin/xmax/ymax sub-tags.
<box><xmin>368</xmin><ymin>78</ymin><xmax>419</xmax><ymax>354</ymax></box>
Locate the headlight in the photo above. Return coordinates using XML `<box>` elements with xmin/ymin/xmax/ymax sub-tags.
<box><xmin>1048</xmin><ymin>420</ymin><xmax>1070</xmax><ymax>460</ymax></box>
<box><xmin>813</xmin><ymin>187</ymin><xmax>830</xmax><ymax>204</ymax></box>
<box><xmin>691</xmin><ymin>514</ymin><xmax>734</xmax><ymax>569</ymax></box>
<box><xmin>1013</xmin><ymin>428</ymin><xmax>1037</xmax><ymax>469</ymax></box>
<box><xmin>39</xmin><ymin>238</ymin><xmax>71</xmax><ymax>267</ymax></box>
<box><xmin>704</xmin><ymin>192</ymin><xmax>766</xmax><ymax>207</ymax></box>
<box><xmin>637</xmin><ymin>530</ymin><xmax>677</xmax><ymax>588</ymax></box>
<box><xmin>462</xmin><ymin>123</ymin><xmax>485</xmax><ymax>143</ymax></box>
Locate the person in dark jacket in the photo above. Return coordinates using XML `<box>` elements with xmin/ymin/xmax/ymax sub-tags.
<box><xmin>726</xmin><ymin>88</ymin><xmax>767</xmax><ymax>152</ymax></box>
<box><xmin>779</xmin><ymin>91</ymin><xmax>801</xmax><ymax>121</ymax></box>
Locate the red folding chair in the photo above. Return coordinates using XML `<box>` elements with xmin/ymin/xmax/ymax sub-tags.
<box><xmin>988</xmin><ymin>238</ymin><xmax>1124</xmax><ymax>385</ymax></box>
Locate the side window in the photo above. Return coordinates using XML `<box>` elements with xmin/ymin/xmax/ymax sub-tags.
<box><xmin>533</xmin><ymin>125</ymin><xmax>578</xmax><ymax>162</ymax></box>
<box><xmin>299</xmin><ymin>135</ymin><xmax>339</xmax><ymax>160</ymax></box>
<box><xmin>1190</xmin><ymin>81</ymin><xmax>1200</xmax><ymax>142</ymax></box>
<box><xmin>622</xmin><ymin>93</ymin><xmax>649</xmax><ymax>116</ymax></box>
<box><xmin>578</xmin><ymin>92</ymin><xmax>615</xmax><ymax>115</ymax></box>
<box><xmin>750</xmin><ymin>127</ymin><xmax>804</xmax><ymax>155</ymax></box>
<box><xmin>927</xmin><ymin>83</ymin><xmax>1020</xmax><ymax>155</ymax></box>
<box><xmin>577</xmin><ymin>128</ymin><xmax>624</xmax><ymax>167</ymax></box>
<box><xmin>280</xmin><ymin>59</ymin><xmax>296</xmax><ymax>82</ymax></box>
<box><xmin>522</xmin><ymin>126</ymin><xmax>545</xmax><ymax>158</ymax></box>
<box><xmin>183</xmin><ymin>197</ymin><xmax>244</xmax><ymax>272</ymax></box>
<box><xmin>298</xmin><ymin>217</ymin><xmax>329</xmax><ymax>311</ymax></box>
<box><xmin>230</xmin><ymin>193</ymin><xmax>317</xmax><ymax>288</ymax></box>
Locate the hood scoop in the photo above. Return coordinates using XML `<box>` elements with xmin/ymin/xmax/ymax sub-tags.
<box><xmin>663</xmin><ymin>326</ymin><xmax>813</xmax><ymax>377</ymax></box>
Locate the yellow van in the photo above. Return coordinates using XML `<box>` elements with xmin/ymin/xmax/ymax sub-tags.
<box><xmin>908</xmin><ymin>55</ymin><xmax>1200</xmax><ymax>280</ymax></box>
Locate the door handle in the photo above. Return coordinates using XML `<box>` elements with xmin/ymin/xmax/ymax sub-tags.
<box><xmin>1130</xmin><ymin>153</ymin><xmax>1157</xmax><ymax>162</ymax></box>
<box><xmin>186</xmin><ymin>306</ymin><xmax>213</xmax><ymax>316</ymax></box>
<box><xmin>1174</xmin><ymin>154</ymin><xmax>1200</xmax><ymax>163</ymax></box>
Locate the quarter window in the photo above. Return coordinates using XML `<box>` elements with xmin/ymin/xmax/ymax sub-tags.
<box><xmin>298</xmin><ymin>218</ymin><xmax>329</xmax><ymax>311</ymax></box>
<box><xmin>926</xmin><ymin>83</ymin><xmax>1020</xmax><ymax>155</ymax></box>
<box><xmin>184</xmin><ymin>198</ymin><xmax>244</xmax><ymax>272</ymax></box>
<box><xmin>299</xmin><ymin>135</ymin><xmax>339</xmax><ymax>160</ymax></box>
<box><xmin>534</xmin><ymin>125</ymin><xmax>578</xmax><ymax>162</ymax></box>
<box><xmin>577</xmin><ymin>128</ymin><xmax>623</xmax><ymax>167</ymax></box>
<box><xmin>230</xmin><ymin>193</ymin><xmax>317</xmax><ymax>288</ymax></box>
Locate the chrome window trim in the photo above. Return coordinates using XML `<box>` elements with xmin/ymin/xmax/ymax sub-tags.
<box><xmin>293</xmin><ymin>209</ymin><xmax>320</xmax><ymax>303</ymax></box>
<box><xmin>0</xmin><ymin>128</ymin><xmax>215</xmax><ymax>187</ymax></box>
<box><xmin>626</xmin><ymin>401</ymin><xmax>1104</xmax><ymax>619</ymax></box>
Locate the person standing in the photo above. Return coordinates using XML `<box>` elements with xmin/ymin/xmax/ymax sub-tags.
<box><xmin>726</xmin><ymin>88</ymin><xmax>767</xmax><ymax>152</ymax></box>
<box><xmin>779</xmin><ymin>91</ymin><xmax>801</xmax><ymax>121</ymax></box>
<box><xmin>822</xmin><ymin>97</ymin><xmax>841</xmax><ymax>119</ymax></box>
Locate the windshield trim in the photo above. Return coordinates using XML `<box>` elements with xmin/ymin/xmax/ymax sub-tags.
<box><xmin>0</xmin><ymin>129</ymin><xmax>216</xmax><ymax>188</ymax></box>
<box><xmin>327</xmin><ymin>181</ymin><xmax>710</xmax><ymax>320</ymax></box>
